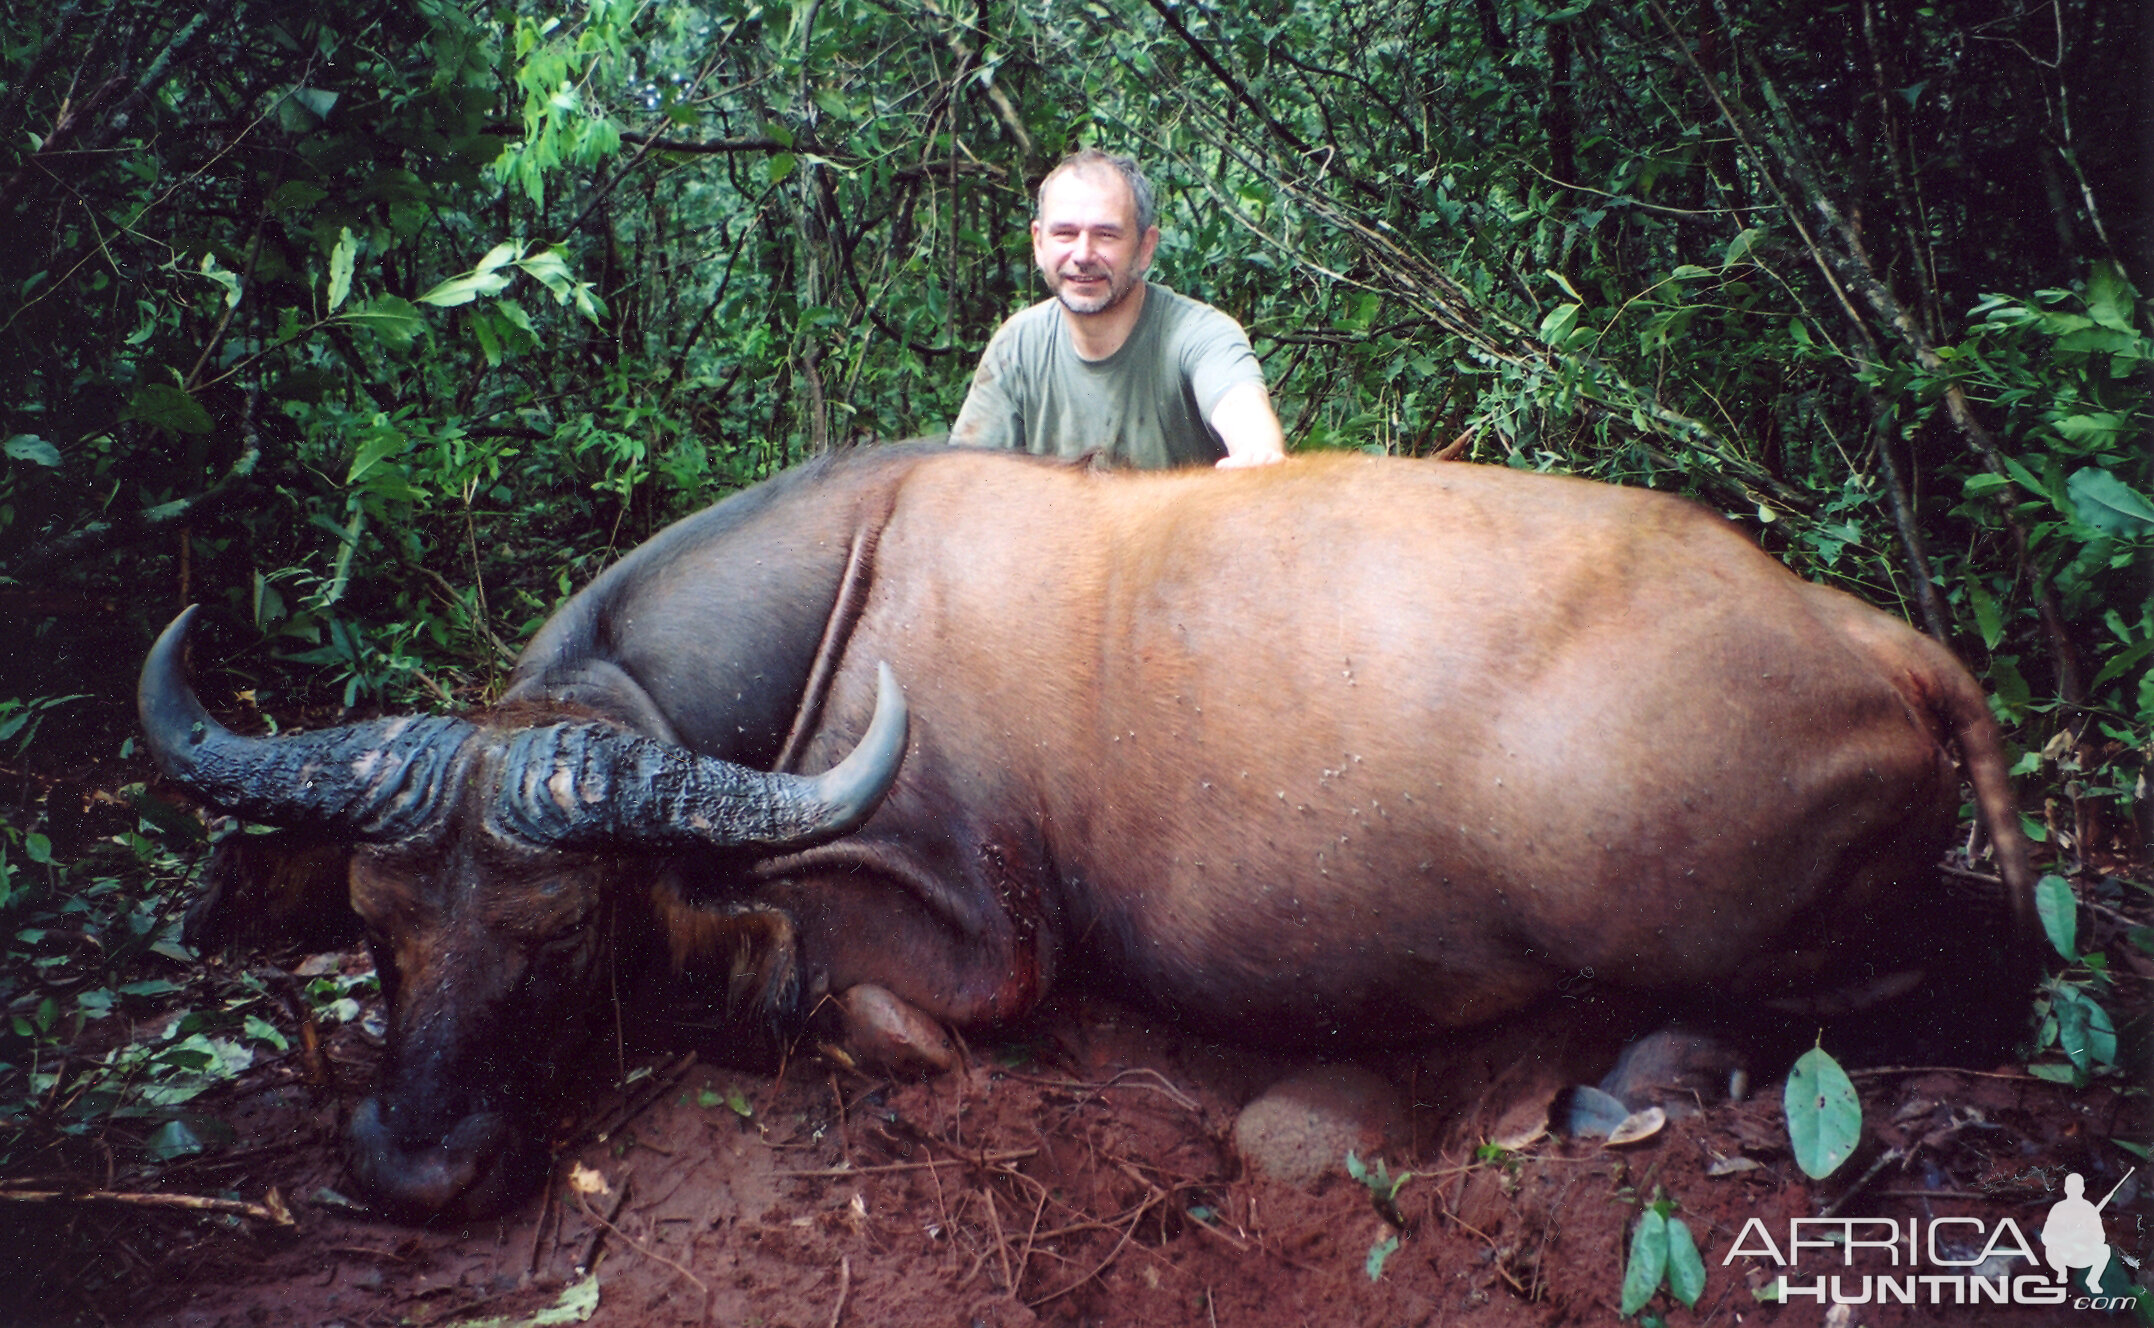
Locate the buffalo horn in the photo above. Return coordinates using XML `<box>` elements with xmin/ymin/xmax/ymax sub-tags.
<box><xmin>494</xmin><ymin>661</ymin><xmax>909</xmax><ymax>851</ymax></box>
<box><xmin>138</xmin><ymin>607</ymin><xmax>471</xmax><ymax>841</ymax></box>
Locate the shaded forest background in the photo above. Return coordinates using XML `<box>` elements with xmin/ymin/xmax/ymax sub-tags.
<box><xmin>0</xmin><ymin>0</ymin><xmax>2148</xmax><ymax>1247</ymax></box>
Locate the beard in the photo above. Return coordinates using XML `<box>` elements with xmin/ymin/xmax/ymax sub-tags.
<box><xmin>1046</xmin><ymin>260</ymin><xmax>1141</xmax><ymax>315</ymax></box>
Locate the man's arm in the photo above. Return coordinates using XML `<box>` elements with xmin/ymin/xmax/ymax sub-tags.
<box><xmin>1208</xmin><ymin>379</ymin><xmax>1286</xmax><ymax>467</ymax></box>
<box><xmin>948</xmin><ymin>321</ymin><xmax>1026</xmax><ymax>451</ymax></box>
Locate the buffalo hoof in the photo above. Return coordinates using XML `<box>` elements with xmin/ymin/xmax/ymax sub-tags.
<box><xmin>1234</xmin><ymin>1065</ymin><xmax>1408</xmax><ymax>1191</ymax></box>
<box><xmin>1597</xmin><ymin>1028</ymin><xmax>1747</xmax><ymax>1118</ymax></box>
<box><xmin>347</xmin><ymin>1097</ymin><xmax>538</xmax><ymax>1222</ymax></box>
<box><xmin>824</xmin><ymin>983</ymin><xmax>959</xmax><ymax>1077</ymax></box>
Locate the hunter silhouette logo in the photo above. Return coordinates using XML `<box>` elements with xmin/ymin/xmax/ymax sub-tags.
<box><xmin>2043</xmin><ymin>1170</ymin><xmax>2131</xmax><ymax>1293</ymax></box>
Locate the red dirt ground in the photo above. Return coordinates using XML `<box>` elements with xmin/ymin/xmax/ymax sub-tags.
<box><xmin>4</xmin><ymin>955</ymin><xmax>2147</xmax><ymax>1328</ymax></box>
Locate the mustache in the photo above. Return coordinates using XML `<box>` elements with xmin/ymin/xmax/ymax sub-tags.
<box><xmin>1058</xmin><ymin>263</ymin><xmax>1110</xmax><ymax>279</ymax></box>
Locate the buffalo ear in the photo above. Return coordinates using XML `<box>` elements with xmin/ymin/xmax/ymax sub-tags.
<box><xmin>185</xmin><ymin>830</ymin><xmax>360</xmax><ymax>956</ymax></box>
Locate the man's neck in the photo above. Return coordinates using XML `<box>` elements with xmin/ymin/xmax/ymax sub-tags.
<box><xmin>1061</xmin><ymin>280</ymin><xmax>1149</xmax><ymax>362</ymax></box>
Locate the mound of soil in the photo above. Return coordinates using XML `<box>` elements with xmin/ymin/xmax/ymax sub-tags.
<box><xmin>4</xmin><ymin>962</ymin><xmax>2145</xmax><ymax>1328</ymax></box>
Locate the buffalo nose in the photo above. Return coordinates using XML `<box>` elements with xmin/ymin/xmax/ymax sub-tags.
<box><xmin>348</xmin><ymin>1096</ymin><xmax>523</xmax><ymax>1221</ymax></box>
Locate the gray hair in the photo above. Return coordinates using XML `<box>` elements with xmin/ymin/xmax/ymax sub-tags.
<box><xmin>1037</xmin><ymin>149</ymin><xmax>1156</xmax><ymax>234</ymax></box>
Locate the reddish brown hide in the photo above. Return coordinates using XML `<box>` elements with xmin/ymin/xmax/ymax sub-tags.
<box><xmin>147</xmin><ymin>444</ymin><xmax>2033</xmax><ymax>1221</ymax></box>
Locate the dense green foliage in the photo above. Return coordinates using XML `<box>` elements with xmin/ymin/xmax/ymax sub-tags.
<box><xmin>0</xmin><ymin>0</ymin><xmax>2147</xmax><ymax>1177</ymax></box>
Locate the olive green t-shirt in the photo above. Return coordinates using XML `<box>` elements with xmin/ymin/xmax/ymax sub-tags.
<box><xmin>948</xmin><ymin>284</ymin><xmax>1265</xmax><ymax>468</ymax></box>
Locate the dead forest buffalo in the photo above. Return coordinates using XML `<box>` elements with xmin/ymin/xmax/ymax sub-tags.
<box><xmin>140</xmin><ymin>444</ymin><xmax>2035</xmax><ymax>1222</ymax></box>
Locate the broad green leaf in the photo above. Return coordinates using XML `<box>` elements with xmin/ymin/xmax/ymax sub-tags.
<box><xmin>198</xmin><ymin>253</ymin><xmax>241</xmax><ymax>308</ymax></box>
<box><xmin>2055</xmin><ymin>413</ymin><xmax>2127</xmax><ymax>449</ymax></box>
<box><xmin>2036</xmin><ymin>875</ymin><xmax>2078</xmax><ymax>959</ymax></box>
<box><xmin>1966</xmin><ymin>580</ymin><xmax>2003</xmax><ymax>651</ymax></box>
<box><xmin>327</xmin><ymin>228</ymin><xmax>357</xmax><ymax>311</ymax></box>
<box><xmin>2068</xmin><ymin>468</ymin><xmax>2154</xmax><ymax>538</ymax></box>
<box><xmin>120</xmin><ymin>383</ymin><xmax>213</xmax><ymax>435</ymax></box>
<box><xmin>144</xmin><ymin>1119</ymin><xmax>205</xmax><ymax>1161</ymax></box>
<box><xmin>768</xmin><ymin>152</ymin><xmax>796</xmax><ymax>184</ymax></box>
<box><xmin>5</xmin><ymin>434</ymin><xmax>59</xmax><ymax>466</ymax></box>
<box><xmin>344</xmin><ymin>295</ymin><xmax>425</xmax><ymax>350</ymax></box>
<box><xmin>417</xmin><ymin>267</ymin><xmax>515</xmax><ymax>308</ymax></box>
<box><xmin>291</xmin><ymin>87</ymin><xmax>339</xmax><ymax>120</ymax></box>
<box><xmin>1665</xmin><ymin>1217</ymin><xmax>1706</xmax><ymax>1308</ymax></box>
<box><xmin>1538</xmin><ymin>302</ymin><xmax>1581</xmax><ymax>344</ymax></box>
<box><xmin>1784</xmin><ymin>1045</ymin><xmax>1861</xmax><ymax>1179</ymax></box>
<box><xmin>2026</xmin><ymin>1062</ymin><xmax>2081</xmax><ymax>1084</ymax></box>
<box><xmin>2086</xmin><ymin>261</ymin><xmax>2137</xmax><ymax>333</ymax></box>
<box><xmin>1723</xmin><ymin>228</ymin><xmax>1762</xmax><ymax>264</ymax></box>
<box><xmin>1621</xmin><ymin>1207</ymin><xmax>1669</xmax><ymax>1315</ymax></box>
<box><xmin>475</xmin><ymin>241</ymin><xmax>524</xmax><ymax>274</ymax></box>
<box><xmin>2055</xmin><ymin>990</ymin><xmax>2117</xmax><ymax>1068</ymax></box>
<box><xmin>2088</xmin><ymin>634</ymin><xmax>2154</xmax><ymax>690</ymax></box>
<box><xmin>346</xmin><ymin>432</ymin><xmax>407</xmax><ymax>485</ymax></box>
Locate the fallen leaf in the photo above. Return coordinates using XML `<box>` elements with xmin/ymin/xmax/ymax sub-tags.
<box><xmin>567</xmin><ymin>1163</ymin><xmax>611</xmax><ymax>1198</ymax></box>
<box><xmin>1605</xmin><ymin>1107</ymin><xmax>1667</xmax><ymax>1147</ymax></box>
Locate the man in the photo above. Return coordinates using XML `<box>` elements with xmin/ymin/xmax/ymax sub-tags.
<box><xmin>949</xmin><ymin>149</ymin><xmax>1287</xmax><ymax>469</ymax></box>
<box><xmin>2041</xmin><ymin>1171</ymin><xmax>2115</xmax><ymax>1293</ymax></box>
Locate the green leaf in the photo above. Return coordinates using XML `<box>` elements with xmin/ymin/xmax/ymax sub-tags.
<box><xmin>291</xmin><ymin>87</ymin><xmax>339</xmax><ymax>120</ymax></box>
<box><xmin>243</xmin><ymin>1014</ymin><xmax>289</xmax><ymax>1051</ymax></box>
<box><xmin>1538</xmin><ymin>302</ymin><xmax>1581</xmax><ymax>345</ymax></box>
<box><xmin>120</xmin><ymin>384</ymin><xmax>213</xmax><ymax>435</ymax></box>
<box><xmin>1966</xmin><ymin>580</ymin><xmax>2003</xmax><ymax>651</ymax></box>
<box><xmin>5</xmin><ymin>434</ymin><xmax>60</xmax><ymax>466</ymax></box>
<box><xmin>346</xmin><ymin>431</ymin><xmax>407</xmax><ymax>485</ymax></box>
<box><xmin>768</xmin><ymin>152</ymin><xmax>797</xmax><ymax>184</ymax></box>
<box><xmin>1962</xmin><ymin>471</ymin><xmax>2012</xmax><ymax>498</ymax></box>
<box><xmin>2036</xmin><ymin>874</ymin><xmax>2079</xmax><ymax>960</ymax></box>
<box><xmin>2055</xmin><ymin>413</ymin><xmax>2128</xmax><ymax>449</ymax></box>
<box><xmin>2086</xmin><ymin>261</ymin><xmax>2138</xmax><ymax>333</ymax></box>
<box><xmin>198</xmin><ymin>252</ymin><xmax>241</xmax><ymax>309</ymax></box>
<box><xmin>1665</xmin><ymin>1217</ymin><xmax>1706</xmax><ymax>1308</ymax></box>
<box><xmin>1784</xmin><ymin>1045</ymin><xmax>1861</xmax><ymax>1179</ymax></box>
<box><xmin>417</xmin><ymin>267</ymin><xmax>515</xmax><ymax>308</ymax></box>
<box><xmin>1365</xmin><ymin>1234</ymin><xmax>1400</xmax><ymax>1281</ymax></box>
<box><xmin>2026</xmin><ymin>1062</ymin><xmax>2081</xmax><ymax>1084</ymax></box>
<box><xmin>2054</xmin><ymin>989</ymin><xmax>2117</xmax><ymax>1069</ymax></box>
<box><xmin>1621</xmin><ymin>1208</ymin><xmax>1669</xmax><ymax>1315</ymax></box>
<box><xmin>531</xmin><ymin>1272</ymin><xmax>602</xmax><ymax>1324</ymax></box>
<box><xmin>2068</xmin><ymin>468</ymin><xmax>2154</xmax><ymax>538</ymax></box>
<box><xmin>327</xmin><ymin>228</ymin><xmax>357</xmax><ymax>311</ymax></box>
<box><xmin>144</xmin><ymin>1119</ymin><xmax>205</xmax><ymax>1161</ymax></box>
<box><xmin>344</xmin><ymin>295</ymin><xmax>425</xmax><ymax>350</ymax></box>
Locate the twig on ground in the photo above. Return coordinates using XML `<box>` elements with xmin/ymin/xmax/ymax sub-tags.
<box><xmin>775</xmin><ymin>1148</ymin><xmax>1038</xmax><ymax>1177</ymax></box>
<box><xmin>1818</xmin><ymin>1147</ymin><xmax>1906</xmax><ymax>1220</ymax></box>
<box><xmin>0</xmin><ymin>1186</ymin><xmax>294</xmax><ymax>1227</ymax></box>
<box><xmin>1004</xmin><ymin>1068</ymin><xmax>1202</xmax><ymax>1113</ymax></box>
<box><xmin>575</xmin><ymin>1180</ymin><xmax>710</xmax><ymax>1296</ymax></box>
<box><xmin>1025</xmin><ymin>1192</ymin><xmax>1159</xmax><ymax>1308</ymax></box>
<box><xmin>1847</xmin><ymin>1066</ymin><xmax>2037</xmax><ymax>1081</ymax></box>
<box><xmin>568</xmin><ymin>1051</ymin><xmax>699</xmax><ymax>1149</ymax></box>
<box><xmin>575</xmin><ymin>1176</ymin><xmax>634</xmax><ymax>1277</ymax></box>
<box><xmin>982</xmin><ymin>1179</ymin><xmax>1015</xmax><ymax>1294</ymax></box>
<box><xmin>828</xmin><ymin>1254</ymin><xmax>850</xmax><ymax>1328</ymax></box>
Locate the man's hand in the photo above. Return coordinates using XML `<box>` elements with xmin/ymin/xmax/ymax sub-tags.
<box><xmin>1209</xmin><ymin>380</ymin><xmax>1287</xmax><ymax>468</ymax></box>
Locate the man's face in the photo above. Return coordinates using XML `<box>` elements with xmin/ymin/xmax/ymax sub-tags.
<box><xmin>1031</xmin><ymin>167</ymin><xmax>1160</xmax><ymax>316</ymax></box>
